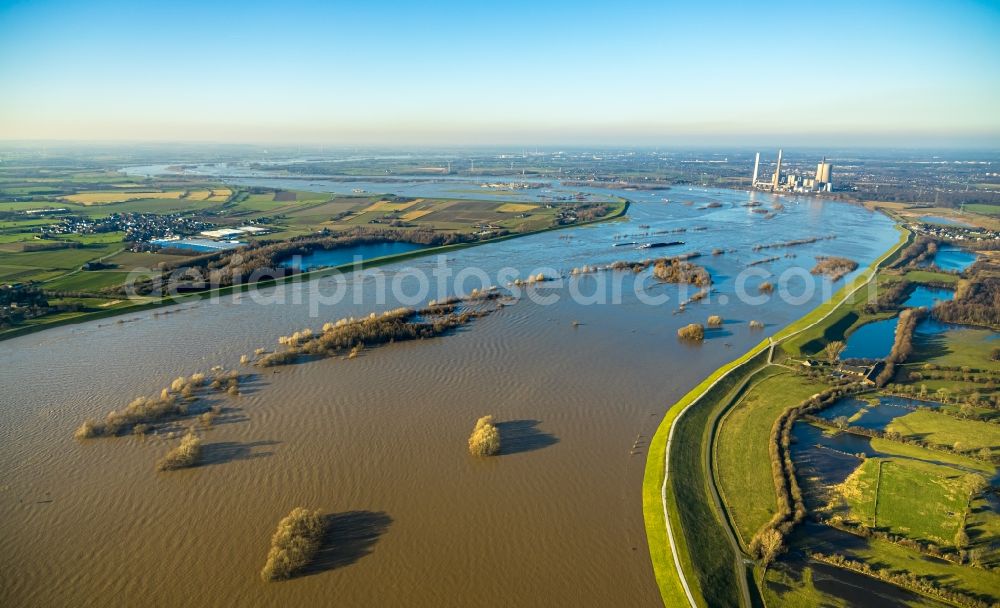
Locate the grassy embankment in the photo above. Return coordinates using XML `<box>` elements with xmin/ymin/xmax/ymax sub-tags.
<box><xmin>643</xmin><ymin>224</ymin><xmax>910</xmax><ymax>607</ymax></box>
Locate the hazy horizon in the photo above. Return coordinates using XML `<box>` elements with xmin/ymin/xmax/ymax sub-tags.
<box><xmin>1</xmin><ymin>0</ymin><xmax>999</xmax><ymax>147</ymax></box>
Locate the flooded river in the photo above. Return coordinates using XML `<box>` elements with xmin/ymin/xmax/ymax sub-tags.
<box><xmin>0</xmin><ymin>180</ymin><xmax>898</xmax><ymax>607</ymax></box>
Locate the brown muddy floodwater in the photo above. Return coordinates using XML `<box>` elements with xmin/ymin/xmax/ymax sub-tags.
<box><xmin>0</xmin><ymin>186</ymin><xmax>898</xmax><ymax>607</ymax></box>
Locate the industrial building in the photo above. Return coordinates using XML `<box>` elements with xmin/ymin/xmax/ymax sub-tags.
<box><xmin>751</xmin><ymin>150</ymin><xmax>833</xmax><ymax>193</ymax></box>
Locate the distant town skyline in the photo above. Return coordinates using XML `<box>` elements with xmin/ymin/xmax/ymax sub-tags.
<box><xmin>1</xmin><ymin>0</ymin><xmax>998</xmax><ymax>146</ymax></box>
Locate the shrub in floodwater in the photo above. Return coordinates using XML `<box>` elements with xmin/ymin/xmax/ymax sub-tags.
<box><xmin>75</xmin><ymin>419</ymin><xmax>99</xmax><ymax>440</ymax></box>
<box><xmin>811</xmin><ymin>256</ymin><xmax>858</xmax><ymax>281</ymax></box>
<box><xmin>749</xmin><ymin>320</ymin><xmax>764</xmax><ymax>330</ymax></box>
<box><xmin>256</xmin><ymin>306</ymin><xmax>486</xmax><ymax>368</ymax></box>
<box><xmin>75</xmin><ymin>369</ymin><xmax>241</xmax><ymax>438</ymax></box>
<box><xmin>260</xmin><ymin>507</ymin><xmax>325</xmax><ymax>581</ymax></box>
<box><xmin>707</xmin><ymin>315</ymin><xmax>723</xmax><ymax>326</ymax></box>
<box><xmin>199</xmin><ymin>410</ymin><xmax>217</xmax><ymax>427</ymax></box>
<box><xmin>468</xmin><ymin>415</ymin><xmax>501</xmax><ymax>456</ymax></box>
<box><xmin>677</xmin><ymin>323</ymin><xmax>705</xmax><ymax>341</ymax></box>
<box><xmin>157</xmin><ymin>429</ymin><xmax>202</xmax><ymax>471</ymax></box>
<box><xmin>759</xmin><ymin>282</ymin><xmax>774</xmax><ymax>294</ymax></box>
<box><xmin>652</xmin><ymin>258</ymin><xmax>711</xmax><ymax>287</ymax></box>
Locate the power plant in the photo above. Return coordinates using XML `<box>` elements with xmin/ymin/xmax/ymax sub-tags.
<box><xmin>752</xmin><ymin>149</ymin><xmax>833</xmax><ymax>193</ymax></box>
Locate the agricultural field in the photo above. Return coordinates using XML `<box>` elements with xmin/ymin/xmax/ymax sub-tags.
<box><xmin>43</xmin><ymin>270</ymin><xmax>134</xmax><ymax>293</ymax></box>
<box><xmin>901</xmin><ymin>322</ymin><xmax>1000</xmax><ymax>409</ymax></box>
<box><xmin>102</xmin><ymin>250</ymin><xmax>193</xmax><ymax>270</ymax></box>
<box><xmin>887</xmin><ymin>410</ymin><xmax>1000</xmax><ymax>457</ymax></box>
<box><xmin>62</xmin><ymin>190</ymin><xmax>186</xmax><ymax>204</ymax></box>
<box><xmin>0</xmin><ymin>241</ymin><xmax>123</xmax><ymax>282</ymax></box>
<box><xmin>964</xmin><ymin>203</ymin><xmax>1000</xmax><ymax>217</ymax></box>
<box><xmin>496</xmin><ymin>203</ymin><xmax>539</xmax><ymax>213</ymax></box>
<box><xmin>903</xmin><ymin>269</ymin><xmax>960</xmax><ymax>285</ymax></box>
<box><xmin>835</xmin><ymin>457</ymin><xmax>980</xmax><ymax>546</ymax></box>
<box><xmin>908</xmin><ymin>325</ymin><xmax>1000</xmax><ymax>372</ymax></box>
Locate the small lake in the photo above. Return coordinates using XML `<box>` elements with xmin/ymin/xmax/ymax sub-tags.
<box><xmin>919</xmin><ymin>215</ymin><xmax>973</xmax><ymax>227</ymax></box>
<box><xmin>279</xmin><ymin>241</ymin><xmax>429</xmax><ymax>270</ymax></box>
<box><xmin>920</xmin><ymin>244</ymin><xmax>977</xmax><ymax>272</ymax></box>
<box><xmin>842</xmin><ymin>315</ymin><xmax>953</xmax><ymax>360</ymax></box>
<box><xmin>841</xmin><ymin>317</ymin><xmax>899</xmax><ymax>360</ymax></box>
<box><xmin>814</xmin><ymin>395</ymin><xmax>942</xmax><ymax>431</ymax></box>
<box><xmin>903</xmin><ymin>285</ymin><xmax>954</xmax><ymax>308</ymax></box>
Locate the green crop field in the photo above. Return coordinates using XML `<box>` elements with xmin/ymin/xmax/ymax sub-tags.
<box><xmin>965</xmin><ymin>203</ymin><xmax>1000</xmax><ymax>217</ymax></box>
<box><xmin>838</xmin><ymin>457</ymin><xmax>976</xmax><ymax>546</ymax></box>
<box><xmin>887</xmin><ymin>410</ymin><xmax>1000</xmax><ymax>456</ymax></box>
<box><xmin>0</xmin><ymin>242</ymin><xmax>122</xmax><ymax>282</ymax></box>
<box><xmin>870</xmin><ymin>438</ymin><xmax>995</xmax><ymax>474</ymax></box>
<box><xmin>43</xmin><ymin>270</ymin><xmax>131</xmax><ymax>292</ymax></box>
<box><xmin>903</xmin><ymin>269</ymin><xmax>960</xmax><ymax>285</ymax></box>
<box><xmin>909</xmin><ymin>325</ymin><xmax>1000</xmax><ymax>371</ymax></box>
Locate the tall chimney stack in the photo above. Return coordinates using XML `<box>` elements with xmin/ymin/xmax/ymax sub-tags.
<box><xmin>772</xmin><ymin>149</ymin><xmax>783</xmax><ymax>190</ymax></box>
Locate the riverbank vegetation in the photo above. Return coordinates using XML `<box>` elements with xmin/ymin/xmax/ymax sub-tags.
<box><xmin>261</xmin><ymin>507</ymin><xmax>325</xmax><ymax>581</ymax></box>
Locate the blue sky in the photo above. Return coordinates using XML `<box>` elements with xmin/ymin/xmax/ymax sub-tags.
<box><xmin>1</xmin><ymin>0</ymin><xmax>998</xmax><ymax>145</ymax></box>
